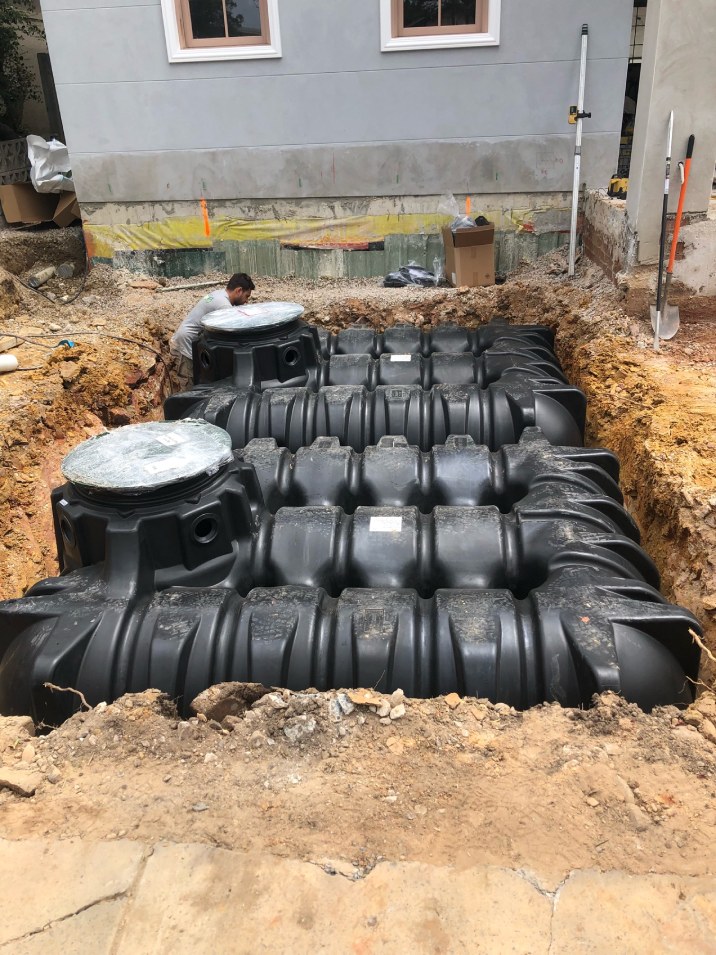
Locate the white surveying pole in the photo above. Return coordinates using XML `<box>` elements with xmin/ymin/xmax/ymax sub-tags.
<box><xmin>568</xmin><ymin>24</ymin><xmax>590</xmax><ymax>278</ymax></box>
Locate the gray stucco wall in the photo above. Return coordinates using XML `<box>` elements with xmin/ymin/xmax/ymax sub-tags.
<box><xmin>40</xmin><ymin>0</ymin><xmax>631</xmax><ymax>203</ymax></box>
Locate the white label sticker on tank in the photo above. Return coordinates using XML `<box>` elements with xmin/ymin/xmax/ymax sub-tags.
<box><xmin>389</xmin><ymin>354</ymin><xmax>412</xmax><ymax>362</ymax></box>
<box><xmin>369</xmin><ymin>515</ymin><xmax>403</xmax><ymax>533</ymax></box>
<box><xmin>154</xmin><ymin>431</ymin><xmax>188</xmax><ymax>447</ymax></box>
<box><xmin>143</xmin><ymin>458</ymin><xmax>179</xmax><ymax>475</ymax></box>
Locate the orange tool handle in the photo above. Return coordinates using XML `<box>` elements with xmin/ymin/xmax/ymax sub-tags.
<box><xmin>667</xmin><ymin>134</ymin><xmax>695</xmax><ymax>275</ymax></box>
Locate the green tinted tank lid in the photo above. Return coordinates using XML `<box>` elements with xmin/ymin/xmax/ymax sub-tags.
<box><xmin>61</xmin><ymin>420</ymin><xmax>233</xmax><ymax>493</ymax></box>
<box><xmin>202</xmin><ymin>302</ymin><xmax>305</xmax><ymax>333</ymax></box>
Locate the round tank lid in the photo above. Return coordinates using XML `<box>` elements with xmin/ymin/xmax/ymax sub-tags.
<box><xmin>61</xmin><ymin>420</ymin><xmax>233</xmax><ymax>494</ymax></box>
<box><xmin>202</xmin><ymin>301</ymin><xmax>305</xmax><ymax>333</ymax></box>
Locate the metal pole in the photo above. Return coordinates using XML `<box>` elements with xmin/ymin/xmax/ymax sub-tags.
<box><xmin>568</xmin><ymin>24</ymin><xmax>589</xmax><ymax>278</ymax></box>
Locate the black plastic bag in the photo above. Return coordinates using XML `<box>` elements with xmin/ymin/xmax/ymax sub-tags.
<box><xmin>383</xmin><ymin>264</ymin><xmax>436</xmax><ymax>288</ymax></box>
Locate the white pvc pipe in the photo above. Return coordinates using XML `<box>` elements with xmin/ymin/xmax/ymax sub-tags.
<box><xmin>0</xmin><ymin>354</ymin><xmax>19</xmax><ymax>373</ymax></box>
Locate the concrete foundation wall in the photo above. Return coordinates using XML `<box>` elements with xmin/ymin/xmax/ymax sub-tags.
<box><xmin>39</xmin><ymin>0</ymin><xmax>631</xmax><ymax>204</ymax></box>
<box><xmin>674</xmin><ymin>207</ymin><xmax>716</xmax><ymax>298</ymax></box>
<box><xmin>582</xmin><ymin>193</ymin><xmax>631</xmax><ymax>281</ymax></box>
<box><xmin>83</xmin><ymin>193</ymin><xmax>572</xmax><ymax>278</ymax></box>
<box><xmin>584</xmin><ymin>192</ymin><xmax>716</xmax><ymax>322</ymax></box>
<box><xmin>71</xmin><ymin>134</ymin><xmax>621</xmax><ymax>205</ymax></box>
<box><xmin>625</xmin><ymin>0</ymin><xmax>716</xmax><ymax>263</ymax></box>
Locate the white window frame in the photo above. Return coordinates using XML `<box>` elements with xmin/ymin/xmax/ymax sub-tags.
<box><xmin>160</xmin><ymin>0</ymin><xmax>281</xmax><ymax>62</ymax></box>
<box><xmin>380</xmin><ymin>0</ymin><xmax>500</xmax><ymax>52</ymax></box>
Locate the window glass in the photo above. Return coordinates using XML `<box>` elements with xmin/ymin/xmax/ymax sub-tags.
<box><xmin>226</xmin><ymin>0</ymin><xmax>263</xmax><ymax>37</ymax></box>
<box><xmin>441</xmin><ymin>0</ymin><xmax>476</xmax><ymax>25</ymax></box>
<box><xmin>187</xmin><ymin>0</ymin><xmax>226</xmax><ymax>39</ymax></box>
<box><xmin>404</xmin><ymin>1</ymin><xmax>439</xmax><ymax>29</ymax></box>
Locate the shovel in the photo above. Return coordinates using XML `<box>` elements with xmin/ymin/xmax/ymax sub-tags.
<box><xmin>650</xmin><ymin>112</ymin><xmax>674</xmax><ymax>351</ymax></box>
<box><xmin>650</xmin><ymin>134</ymin><xmax>695</xmax><ymax>341</ymax></box>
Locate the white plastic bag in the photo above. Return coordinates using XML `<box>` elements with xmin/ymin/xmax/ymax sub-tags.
<box><xmin>451</xmin><ymin>215</ymin><xmax>477</xmax><ymax>231</ymax></box>
<box><xmin>437</xmin><ymin>194</ymin><xmax>460</xmax><ymax>219</ymax></box>
<box><xmin>27</xmin><ymin>135</ymin><xmax>74</xmax><ymax>193</ymax></box>
<box><xmin>437</xmin><ymin>194</ymin><xmax>477</xmax><ymax>232</ymax></box>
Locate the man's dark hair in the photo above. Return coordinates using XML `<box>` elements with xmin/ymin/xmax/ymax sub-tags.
<box><xmin>226</xmin><ymin>273</ymin><xmax>255</xmax><ymax>292</ymax></box>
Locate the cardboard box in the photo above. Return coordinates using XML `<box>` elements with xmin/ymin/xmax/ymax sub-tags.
<box><xmin>53</xmin><ymin>191</ymin><xmax>81</xmax><ymax>227</ymax></box>
<box><xmin>442</xmin><ymin>223</ymin><xmax>495</xmax><ymax>288</ymax></box>
<box><xmin>0</xmin><ymin>182</ymin><xmax>57</xmax><ymax>224</ymax></box>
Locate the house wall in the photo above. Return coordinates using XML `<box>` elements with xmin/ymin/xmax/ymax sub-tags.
<box><xmin>625</xmin><ymin>0</ymin><xmax>716</xmax><ymax>263</ymax></box>
<box><xmin>39</xmin><ymin>0</ymin><xmax>632</xmax><ymax>275</ymax></box>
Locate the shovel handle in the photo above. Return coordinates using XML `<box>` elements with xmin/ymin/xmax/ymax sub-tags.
<box><xmin>667</xmin><ymin>134</ymin><xmax>695</xmax><ymax>275</ymax></box>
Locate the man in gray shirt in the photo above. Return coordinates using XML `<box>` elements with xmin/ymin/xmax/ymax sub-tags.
<box><xmin>170</xmin><ymin>273</ymin><xmax>255</xmax><ymax>388</ymax></box>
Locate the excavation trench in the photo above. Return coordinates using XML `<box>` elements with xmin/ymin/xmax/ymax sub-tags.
<box><xmin>2</xmin><ymin>244</ymin><xmax>716</xmax><ymax>905</ymax></box>
<box><xmin>0</xmin><ymin>249</ymin><xmax>713</xmax><ymax>684</ymax></box>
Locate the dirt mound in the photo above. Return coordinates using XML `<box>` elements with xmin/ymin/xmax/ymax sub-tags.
<box><xmin>2</xmin><ymin>688</ymin><xmax>716</xmax><ymax>884</ymax></box>
<box><xmin>0</xmin><ymin>226</ymin><xmax>85</xmax><ymax>277</ymax></box>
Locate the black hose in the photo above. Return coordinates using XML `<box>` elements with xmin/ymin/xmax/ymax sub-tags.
<box><xmin>13</xmin><ymin>332</ymin><xmax>166</xmax><ymax>364</ymax></box>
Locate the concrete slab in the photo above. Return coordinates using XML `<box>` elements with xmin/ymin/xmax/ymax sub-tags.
<box><xmin>3</xmin><ymin>839</ymin><xmax>715</xmax><ymax>953</ymax></box>
<box><xmin>552</xmin><ymin>870</ymin><xmax>716</xmax><ymax>954</ymax></box>
<box><xmin>0</xmin><ymin>900</ymin><xmax>127</xmax><ymax>955</ymax></box>
<box><xmin>116</xmin><ymin>843</ymin><xmax>552</xmax><ymax>955</ymax></box>
<box><xmin>0</xmin><ymin>839</ymin><xmax>145</xmax><ymax>946</ymax></box>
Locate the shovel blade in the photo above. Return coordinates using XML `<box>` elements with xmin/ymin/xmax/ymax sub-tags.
<box><xmin>650</xmin><ymin>305</ymin><xmax>680</xmax><ymax>340</ymax></box>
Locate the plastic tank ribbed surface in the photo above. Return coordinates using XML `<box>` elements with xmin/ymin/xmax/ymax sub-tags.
<box><xmin>0</xmin><ymin>422</ymin><xmax>701</xmax><ymax>723</ymax></box>
<box><xmin>237</xmin><ymin>430</ymin><xmax>625</xmax><ymax>515</ymax></box>
<box><xmin>0</xmin><ymin>317</ymin><xmax>703</xmax><ymax>724</ymax></box>
<box><xmin>319</xmin><ymin>320</ymin><xmax>555</xmax><ymax>356</ymax></box>
<box><xmin>165</xmin><ymin>379</ymin><xmax>586</xmax><ymax>452</ymax></box>
<box><xmin>50</xmin><ymin>454</ymin><xmax>656</xmax><ymax>592</ymax></box>
<box><xmin>192</xmin><ymin>318</ymin><xmax>559</xmax><ymax>391</ymax></box>
<box><xmin>0</xmin><ymin>570</ymin><xmax>698</xmax><ymax>724</ymax></box>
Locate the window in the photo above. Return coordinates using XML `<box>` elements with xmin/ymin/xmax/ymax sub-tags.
<box><xmin>161</xmin><ymin>0</ymin><xmax>281</xmax><ymax>62</ymax></box>
<box><xmin>380</xmin><ymin>0</ymin><xmax>500</xmax><ymax>51</ymax></box>
<box><xmin>396</xmin><ymin>1</ymin><xmax>486</xmax><ymax>36</ymax></box>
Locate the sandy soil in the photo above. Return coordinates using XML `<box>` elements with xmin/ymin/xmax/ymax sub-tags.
<box><xmin>2</xmin><ymin>686</ymin><xmax>716</xmax><ymax>886</ymax></box>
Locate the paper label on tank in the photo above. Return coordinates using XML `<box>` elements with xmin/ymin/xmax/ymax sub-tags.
<box><xmin>154</xmin><ymin>431</ymin><xmax>188</xmax><ymax>447</ymax></box>
<box><xmin>389</xmin><ymin>354</ymin><xmax>412</xmax><ymax>362</ymax></box>
<box><xmin>369</xmin><ymin>516</ymin><xmax>402</xmax><ymax>533</ymax></box>
<box><xmin>358</xmin><ymin>609</ymin><xmax>388</xmax><ymax>631</ymax></box>
<box><xmin>143</xmin><ymin>458</ymin><xmax>179</xmax><ymax>475</ymax></box>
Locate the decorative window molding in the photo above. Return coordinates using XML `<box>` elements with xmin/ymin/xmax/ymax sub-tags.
<box><xmin>160</xmin><ymin>0</ymin><xmax>281</xmax><ymax>62</ymax></box>
<box><xmin>380</xmin><ymin>0</ymin><xmax>500</xmax><ymax>52</ymax></box>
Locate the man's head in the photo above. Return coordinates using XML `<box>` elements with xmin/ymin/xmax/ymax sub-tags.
<box><xmin>226</xmin><ymin>273</ymin><xmax>255</xmax><ymax>306</ymax></box>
